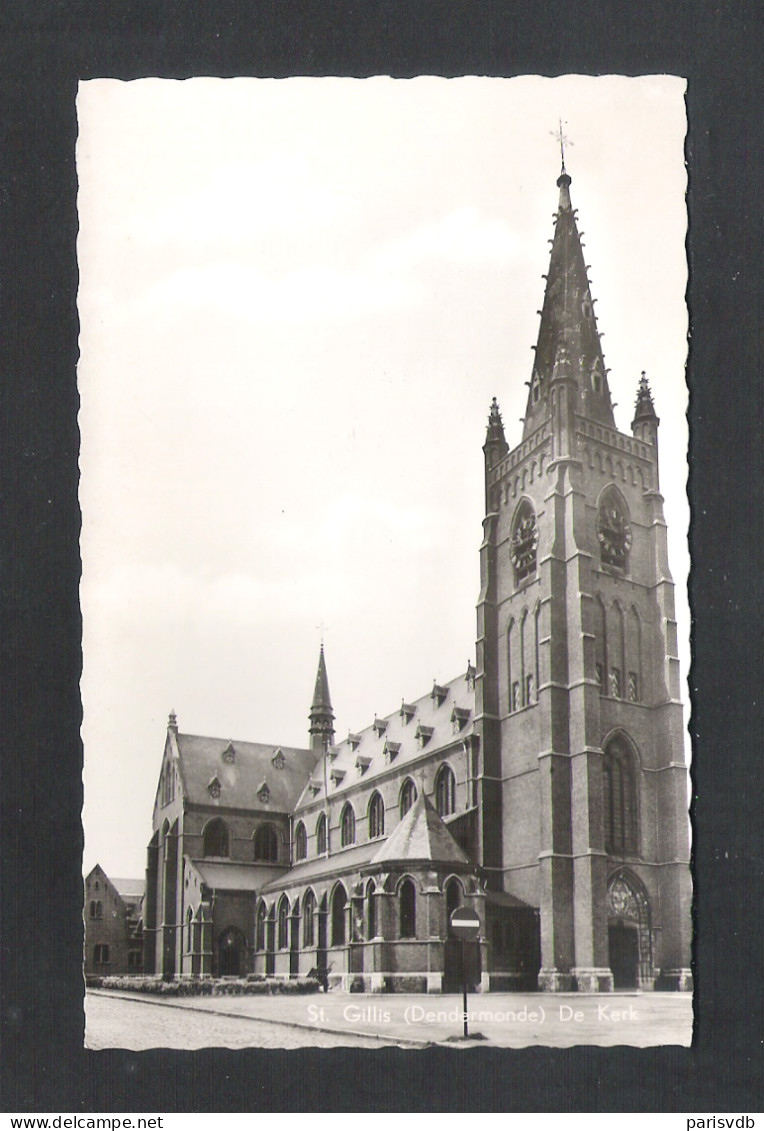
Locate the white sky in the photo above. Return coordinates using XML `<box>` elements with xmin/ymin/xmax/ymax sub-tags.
<box><xmin>78</xmin><ymin>75</ymin><xmax>689</xmax><ymax>879</ymax></box>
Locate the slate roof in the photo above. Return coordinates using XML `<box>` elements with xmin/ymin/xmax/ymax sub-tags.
<box><xmin>111</xmin><ymin>877</ymin><xmax>145</xmax><ymax>900</ymax></box>
<box><xmin>260</xmin><ymin>842</ymin><xmax>380</xmax><ymax>894</ymax></box>
<box><xmin>193</xmin><ymin>860</ymin><xmax>283</xmax><ymax>893</ymax></box>
<box><xmin>174</xmin><ymin>733</ymin><xmax>317</xmax><ymax>812</ymax></box>
<box><xmin>368</xmin><ymin>790</ymin><xmax>471</xmax><ymax>869</ymax></box>
<box><xmin>295</xmin><ymin>668</ymin><xmax>475</xmax><ymax>810</ymax></box>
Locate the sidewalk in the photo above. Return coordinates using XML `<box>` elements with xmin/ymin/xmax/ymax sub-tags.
<box><xmin>88</xmin><ymin>989</ymin><xmax>693</xmax><ymax>1048</ymax></box>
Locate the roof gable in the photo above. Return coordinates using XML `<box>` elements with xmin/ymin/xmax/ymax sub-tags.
<box><xmin>175</xmin><ymin>734</ymin><xmax>316</xmax><ymax>812</ymax></box>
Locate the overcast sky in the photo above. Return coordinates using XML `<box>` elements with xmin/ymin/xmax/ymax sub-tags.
<box><xmin>78</xmin><ymin>75</ymin><xmax>689</xmax><ymax>879</ymax></box>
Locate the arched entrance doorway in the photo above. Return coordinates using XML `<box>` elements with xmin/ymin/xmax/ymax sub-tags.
<box><xmin>607</xmin><ymin>871</ymin><xmax>652</xmax><ymax>989</ymax></box>
<box><xmin>217</xmin><ymin>926</ymin><xmax>247</xmax><ymax>977</ymax></box>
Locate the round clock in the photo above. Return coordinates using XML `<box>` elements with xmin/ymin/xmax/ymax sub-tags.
<box><xmin>597</xmin><ymin>506</ymin><xmax>632</xmax><ymax>567</ymax></box>
<box><xmin>511</xmin><ymin>513</ymin><xmax>538</xmax><ymax>575</ymax></box>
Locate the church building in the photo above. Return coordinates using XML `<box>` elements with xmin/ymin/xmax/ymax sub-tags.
<box><xmin>142</xmin><ymin>160</ymin><xmax>692</xmax><ymax>993</ymax></box>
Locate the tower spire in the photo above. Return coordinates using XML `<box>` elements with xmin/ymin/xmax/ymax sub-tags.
<box><xmin>309</xmin><ymin>643</ymin><xmax>335</xmax><ymax>754</ymax></box>
<box><xmin>522</xmin><ymin>162</ymin><xmax>615</xmax><ymax>438</ymax></box>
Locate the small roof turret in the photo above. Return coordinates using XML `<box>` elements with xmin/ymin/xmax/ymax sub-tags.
<box><xmin>632</xmin><ymin>371</ymin><xmax>659</xmax><ymax>428</ymax></box>
<box><xmin>309</xmin><ymin>644</ymin><xmax>335</xmax><ymax>753</ymax></box>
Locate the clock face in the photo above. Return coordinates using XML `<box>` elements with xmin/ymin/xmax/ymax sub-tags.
<box><xmin>597</xmin><ymin>506</ymin><xmax>632</xmax><ymax>567</ymax></box>
<box><xmin>511</xmin><ymin>513</ymin><xmax>538</xmax><ymax>576</ymax></box>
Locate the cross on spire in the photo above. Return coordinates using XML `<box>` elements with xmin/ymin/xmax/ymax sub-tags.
<box><xmin>551</xmin><ymin>119</ymin><xmax>572</xmax><ymax>174</ymax></box>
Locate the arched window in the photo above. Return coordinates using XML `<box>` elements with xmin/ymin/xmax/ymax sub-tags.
<box><xmin>253</xmin><ymin>823</ymin><xmax>279</xmax><ymax>863</ymax></box>
<box><xmin>203</xmin><ymin>818</ymin><xmax>230</xmax><ymax>858</ymax></box>
<box><xmin>89</xmin><ymin>900</ymin><xmax>102</xmax><ymax>919</ymax></box>
<box><xmin>597</xmin><ymin>487</ymin><xmax>632</xmax><ymax>571</ymax></box>
<box><xmin>294</xmin><ymin>821</ymin><xmax>307</xmax><ymax>861</ymax></box>
<box><xmin>435</xmin><ymin>764</ymin><xmax>456</xmax><ymax>817</ymax></box>
<box><xmin>340</xmin><ymin>803</ymin><xmax>355</xmax><ymax>847</ymax></box>
<box><xmin>445</xmin><ymin>877</ymin><xmax>463</xmax><ymax>926</ymax></box>
<box><xmin>602</xmin><ymin>737</ymin><xmax>638</xmax><ymax>855</ymax></box>
<box><xmin>186</xmin><ymin>907</ymin><xmax>193</xmax><ymax>952</ymax></box>
<box><xmin>303</xmin><ymin>890</ymin><xmax>315</xmax><ymax>947</ymax></box>
<box><xmin>510</xmin><ymin>498</ymin><xmax>538</xmax><ymax>585</ymax></box>
<box><xmin>368</xmin><ymin>791</ymin><xmax>385</xmax><ymax>839</ymax></box>
<box><xmin>256</xmin><ymin>903</ymin><xmax>266</xmax><ymax>950</ymax></box>
<box><xmin>399</xmin><ymin>778</ymin><xmax>417</xmax><ymax>818</ymax></box>
<box><xmin>277</xmin><ymin>896</ymin><xmax>290</xmax><ymax>949</ymax></box>
<box><xmin>399</xmin><ymin>878</ymin><xmax>416</xmax><ymax>938</ymax></box>
<box><xmin>331</xmin><ymin>885</ymin><xmax>347</xmax><ymax>946</ymax></box>
<box><xmin>316</xmin><ymin>812</ymin><xmax>327</xmax><ymax>855</ymax></box>
<box><xmin>366</xmin><ymin>881</ymin><xmax>377</xmax><ymax>940</ymax></box>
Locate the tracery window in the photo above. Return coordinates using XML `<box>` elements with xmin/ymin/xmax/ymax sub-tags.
<box><xmin>277</xmin><ymin>897</ymin><xmax>290</xmax><ymax>949</ymax></box>
<box><xmin>368</xmin><ymin>791</ymin><xmax>385</xmax><ymax>839</ymax></box>
<box><xmin>253</xmin><ymin>823</ymin><xmax>278</xmax><ymax>862</ymax></box>
<box><xmin>294</xmin><ymin>821</ymin><xmax>307</xmax><ymax>861</ymax></box>
<box><xmin>399</xmin><ymin>878</ymin><xmax>416</xmax><ymax>939</ymax></box>
<box><xmin>399</xmin><ymin>778</ymin><xmax>417</xmax><ymax>818</ymax></box>
<box><xmin>435</xmin><ymin>764</ymin><xmax>456</xmax><ymax>818</ymax></box>
<box><xmin>203</xmin><ymin>818</ymin><xmax>230</xmax><ymax>858</ymax></box>
<box><xmin>602</xmin><ymin>738</ymin><xmax>638</xmax><ymax>855</ymax></box>
<box><xmin>340</xmin><ymin>803</ymin><xmax>355</xmax><ymax>847</ymax></box>
<box><xmin>316</xmin><ymin>812</ymin><xmax>327</xmax><ymax>855</ymax></box>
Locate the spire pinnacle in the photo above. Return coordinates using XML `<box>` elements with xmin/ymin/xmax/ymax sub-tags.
<box><xmin>632</xmin><ymin>371</ymin><xmax>659</xmax><ymax>424</ymax></box>
<box><xmin>309</xmin><ymin>643</ymin><xmax>335</xmax><ymax>753</ymax></box>
<box><xmin>522</xmin><ymin>162</ymin><xmax>615</xmax><ymax>438</ymax></box>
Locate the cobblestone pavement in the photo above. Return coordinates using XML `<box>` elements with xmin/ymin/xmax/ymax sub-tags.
<box><xmin>86</xmin><ymin>990</ymin><xmax>692</xmax><ymax>1049</ymax></box>
<box><xmin>85</xmin><ymin>992</ymin><xmax>402</xmax><ymax>1049</ymax></box>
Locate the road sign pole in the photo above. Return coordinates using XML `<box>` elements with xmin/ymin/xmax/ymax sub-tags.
<box><xmin>461</xmin><ymin>941</ymin><xmax>468</xmax><ymax>1038</ymax></box>
<box><xmin>449</xmin><ymin>905</ymin><xmax>480</xmax><ymax>1042</ymax></box>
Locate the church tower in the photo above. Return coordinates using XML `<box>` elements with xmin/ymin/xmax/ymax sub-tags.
<box><xmin>474</xmin><ymin>162</ymin><xmax>691</xmax><ymax>992</ymax></box>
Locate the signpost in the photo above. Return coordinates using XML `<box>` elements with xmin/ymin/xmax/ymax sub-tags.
<box><xmin>449</xmin><ymin>905</ymin><xmax>481</xmax><ymax>1039</ymax></box>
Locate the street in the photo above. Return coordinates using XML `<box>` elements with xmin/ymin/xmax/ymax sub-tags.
<box><xmin>86</xmin><ymin>989</ymin><xmax>692</xmax><ymax>1049</ymax></box>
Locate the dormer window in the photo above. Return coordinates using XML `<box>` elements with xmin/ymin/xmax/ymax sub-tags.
<box><xmin>355</xmin><ymin>754</ymin><xmax>372</xmax><ymax>774</ymax></box>
<box><xmin>330</xmin><ymin>767</ymin><xmax>346</xmax><ymax>786</ymax></box>
<box><xmin>400</xmin><ymin>702</ymin><xmax>416</xmax><ymax>724</ymax></box>
<box><xmin>415</xmin><ymin>724</ymin><xmax>434</xmax><ymax>749</ymax></box>
<box><xmin>510</xmin><ymin>499</ymin><xmax>538</xmax><ymax>585</ymax></box>
<box><xmin>465</xmin><ymin>662</ymin><xmax>476</xmax><ymax>691</ymax></box>
<box><xmin>257</xmin><ymin>781</ymin><xmax>270</xmax><ymax>804</ymax></box>
<box><xmin>327</xmin><ymin>745</ymin><xmax>341</xmax><ymax>761</ymax></box>
<box><xmin>451</xmin><ymin>706</ymin><xmax>470</xmax><ymax>733</ymax></box>
<box><xmin>208</xmin><ymin>776</ymin><xmax>221</xmax><ymax>799</ymax></box>
<box><xmin>383</xmin><ymin>740</ymin><xmax>401</xmax><ymax>764</ymax></box>
<box><xmin>348</xmin><ymin>733</ymin><xmax>362</xmax><ymax>750</ymax></box>
<box><xmin>271</xmin><ymin>748</ymin><xmax>285</xmax><ymax>770</ymax></box>
<box><xmin>431</xmin><ymin>683</ymin><xmax>448</xmax><ymax>707</ymax></box>
<box><xmin>222</xmin><ymin>742</ymin><xmax>235</xmax><ymax>764</ymax></box>
<box><xmin>373</xmin><ymin>717</ymin><xmax>388</xmax><ymax>737</ymax></box>
<box><xmin>308</xmin><ymin>779</ymin><xmax>322</xmax><ymax>796</ymax></box>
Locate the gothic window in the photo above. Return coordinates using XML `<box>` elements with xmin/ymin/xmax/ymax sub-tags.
<box><xmin>596</xmin><ymin>488</ymin><xmax>632</xmax><ymax>571</ymax></box>
<box><xmin>399</xmin><ymin>778</ymin><xmax>417</xmax><ymax>818</ymax></box>
<box><xmin>628</xmin><ymin>671</ymin><xmax>639</xmax><ymax>702</ymax></box>
<box><xmin>512</xmin><ymin>682</ymin><xmax>520</xmax><ymax>713</ymax></box>
<box><xmin>366</xmin><ymin>881</ymin><xmax>377</xmax><ymax>939</ymax></box>
<box><xmin>254</xmin><ymin>823</ymin><xmax>279</xmax><ymax>862</ymax></box>
<box><xmin>368</xmin><ymin>791</ymin><xmax>385</xmax><ymax>839</ymax></box>
<box><xmin>610</xmin><ymin>667</ymin><xmax>621</xmax><ymax>699</ymax></box>
<box><xmin>340</xmin><ymin>803</ymin><xmax>355</xmax><ymax>847</ymax></box>
<box><xmin>525</xmin><ymin>673</ymin><xmax>534</xmax><ymax>706</ymax></box>
<box><xmin>316</xmin><ymin>812</ymin><xmax>327</xmax><ymax>855</ymax></box>
<box><xmin>602</xmin><ymin>738</ymin><xmax>638</xmax><ymax>855</ymax></box>
<box><xmin>203</xmin><ymin>817</ymin><xmax>230</xmax><ymax>858</ymax></box>
<box><xmin>256</xmin><ymin>904</ymin><xmax>266</xmax><ymax>950</ymax></box>
<box><xmin>277</xmin><ymin>897</ymin><xmax>290</xmax><ymax>949</ymax></box>
<box><xmin>89</xmin><ymin>900</ymin><xmax>102</xmax><ymax>919</ymax></box>
<box><xmin>435</xmin><ymin>764</ymin><xmax>456</xmax><ymax>818</ymax></box>
<box><xmin>595</xmin><ymin>662</ymin><xmax>604</xmax><ymax>693</ymax></box>
<box><xmin>331</xmin><ymin>885</ymin><xmax>347</xmax><ymax>946</ymax></box>
<box><xmin>445</xmin><ymin>877</ymin><xmax>462</xmax><ymax>925</ymax></box>
<box><xmin>303</xmin><ymin>890</ymin><xmax>315</xmax><ymax>947</ymax></box>
<box><xmin>294</xmin><ymin>821</ymin><xmax>307</xmax><ymax>861</ymax></box>
<box><xmin>399</xmin><ymin>878</ymin><xmax>416</xmax><ymax>939</ymax></box>
<box><xmin>510</xmin><ymin>499</ymin><xmax>538</xmax><ymax>585</ymax></box>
